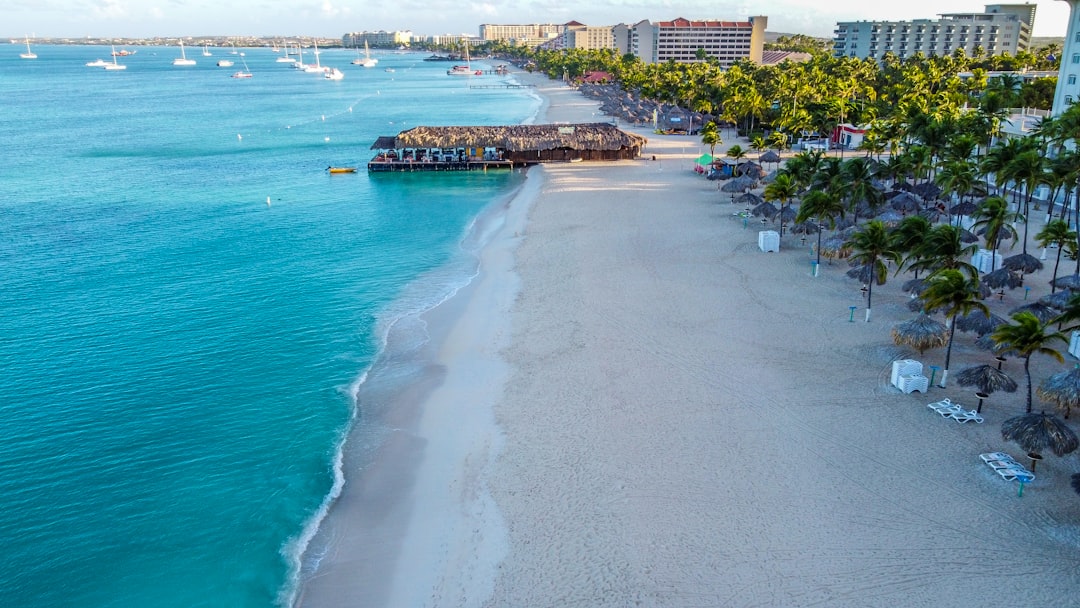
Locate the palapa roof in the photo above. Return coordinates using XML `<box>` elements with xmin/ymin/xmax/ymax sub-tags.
<box><xmin>370</xmin><ymin>123</ymin><xmax>648</xmax><ymax>152</ymax></box>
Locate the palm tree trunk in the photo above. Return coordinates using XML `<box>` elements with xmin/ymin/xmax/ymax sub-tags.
<box><xmin>865</xmin><ymin>264</ymin><xmax>874</xmax><ymax>322</ymax></box>
<box><xmin>815</xmin><ymin>229</ymin><xmax>822</xmax><ymax>270</ymax></box>
<box><xmin>1024</xmin><ymin>355</ymin><xmax>1033</xmax><ymax>413</ymax></box>
<box><xmin>1053</xmin><ymin>245</ymin><xmax>1063</xmax><ymax>294</ymax></box>
<box><xmin>940</xmin><ymin>322</ymin><xmax>956</xmax><ymax>388</ymax></box>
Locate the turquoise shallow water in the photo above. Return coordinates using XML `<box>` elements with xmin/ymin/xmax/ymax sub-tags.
<box><xmin>0</xmin><ymin>44</ymin><xmax>537</xmax><ymax>606</ymax></box>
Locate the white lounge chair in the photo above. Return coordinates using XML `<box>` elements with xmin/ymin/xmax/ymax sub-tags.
<box><xmin>980</xmin><ymin>452</ymin><xmax>1016</xmax><ymax>464</ymax></box>
<box><xmin>951</xmin><ymin>409</ymin><xmax>984</xmax><ymax>423</ymax></box>
<box><xmin>985</xmin><ymin>459</ymin><xmax>1019</xmax><ymax>470</ymax></box>
<box><xmin>936</xmin><ymin>404</ymin><xmax>965</xmax><ymax>417</ymax></box>
<box><xmin>996</xmin><ymin>467</ymin><xmax>1035</xmax><ymax>483</ymax></box>
<box><xmin>927</xmin><ymin>400</ymin><xmax>957</xmax><ymax>413</ymax></box>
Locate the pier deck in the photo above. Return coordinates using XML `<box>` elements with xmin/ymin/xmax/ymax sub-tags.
<box><xmin>367</xmin><ymin>159</ymin><xmax>518</xmax><ymax>172</ymax></box>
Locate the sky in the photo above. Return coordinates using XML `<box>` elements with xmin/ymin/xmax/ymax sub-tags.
<box><xmin>3</xmin><ymin>0</ymin><xmax>1071</xmax><ymax>40</ymax></box>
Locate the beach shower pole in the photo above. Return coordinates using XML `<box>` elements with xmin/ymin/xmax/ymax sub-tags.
<box><xmin>848</xmin><ymin>306</ymin><xmax>857</xmax><ymax>322</ymax></box>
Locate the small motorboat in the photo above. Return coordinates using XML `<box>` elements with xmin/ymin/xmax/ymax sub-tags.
<box><xmin>327</xmin><ymin>166</ymin><xmax>357</xmax><ymax>174</ymax></box>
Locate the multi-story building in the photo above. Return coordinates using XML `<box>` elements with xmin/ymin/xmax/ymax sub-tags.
<box><xmin>478</xmin><ymin>23</ymin><xmax>565</xmax><ymax>46</ymax></box>
<box><xmin>539</xmin><ymin>21</ymin><xmax>616</xmax><ymax>51</ymax></box>
<box><xmin>342</xmin><ymin>31</ymin><xmax>413</xmax><ymax>47</ymax></box>
<box><xmin>1054</xmin><ymin>1</ymin><xmax>1080</xmax><ymax>115</ymax></box>
<box><xmin>613</xmin><ymin>16</ymin><xmax>767</xmax><ymax>66</ymax></box>
<box><xmin>832</xmin><ymin>4</ymin><xmax>1035</xmax><ymax>61</ymax></box>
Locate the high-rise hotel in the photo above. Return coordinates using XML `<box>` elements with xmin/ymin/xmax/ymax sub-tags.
<box><xmin>832</xmin><ymin>4</ymin><xmax>1035</xmax><ymax>61</ymax></box>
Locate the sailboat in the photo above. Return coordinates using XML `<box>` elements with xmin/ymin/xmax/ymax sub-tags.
<box><xmin>303</xmin><ymin>39</ymin><xmax>327</xmax><ymax>73</ymax></box>
<box><xmin>20</xmin><ymin>36</ymin><xmax>37</xmax><ymax>59</ymax></box>
<box><xmin>352</xmin><ymin>41</ymin><xmax>377</xmax><ymax>67</ymax></box>
<box><xmin>231</xmin><ymin>53</ymin><xmax>252</xmax><ymax>78</ymax></box>
<box><xmin>104</xmin><ymin>44</ymin><xmax>127</xmax><ymax>70</ymax></box>
<box><xmin>276</xmin><ymin>42</ymin><xmax>296</xmax><ymax>63</ymax></box>
<box><xmin>173</xmin><ymin>40</ymin><xmax>196</xmax><ymax>66</ymax></box>
<box><xmin>202</xmin><ymin>44</ymin><xmax>212</xmax><ymax>57</ymax></box>
<box><xmin>447</xmin><ymin>40</ymin><xmax>480</xmax><ymax>76</ymax></box>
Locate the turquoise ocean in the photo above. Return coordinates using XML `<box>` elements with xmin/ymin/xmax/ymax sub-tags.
<box><xmin>0</xmin><ymin>44</ymin><xmax>538</xmax><ymax>607</ymax></box>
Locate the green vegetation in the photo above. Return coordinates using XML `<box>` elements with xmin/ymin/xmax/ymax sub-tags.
<box><xmin>764</xmin><ymin>34</ymin><xmax>831</xmax><ymax>56</ymax></box>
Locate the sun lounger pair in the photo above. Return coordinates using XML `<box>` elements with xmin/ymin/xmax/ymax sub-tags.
<box><xmin>978</xmin><ymin>453</ymin><xmax>1035</xmax><ymax>483</ymax></box>
<box><xmin>926</xmin><ymin>400</ymin><xmax>983</xmax><ymax>423</ymax></box>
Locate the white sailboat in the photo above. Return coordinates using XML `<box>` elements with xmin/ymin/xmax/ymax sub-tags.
<box><xmin>173</xmin><ymin>40</ymin><xmax>196</xmax><ymax>66</ymax></box>
<box><xmin>352</xmin><ymin>40</ymin><xmax>377</xmax><ymax>67</ymax></box>
<box><xmin>303</xmin><ymin>39</ymin><xmax>327</xmax><ymax>73</ymax></box>
<box><xmin>104</xmin><ymin>44</ymin><xmax>127</xmax><ymax>70</ymax></box>
<box><xmin>20</xmin><ymin>36</ymin><xmax>37</xmax><ymax>59</ymax></box>
<box><xmin>276</xmin><ymin>42</ymin><xmax>296</xmax><ymax>63</ymax></box>
<box><xmin>447</xmin><ymin>40</ymin><xmax>480</xmax><ymax>76</ymax></box>
<box><xmin>231</xmin><ymin>53</ymin><xmax>252</xmax><ymax>78</ymax></box>
<box><xmin>202</xmin><ymin>44</ymin><xmax>212</xmax><ymax>57</ymax></box>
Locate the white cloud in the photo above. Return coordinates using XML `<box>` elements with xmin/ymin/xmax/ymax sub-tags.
<box><xmin>91</xmin><ymin>0</ymin><xmax>127</xmax><ymax>18</ymax></box>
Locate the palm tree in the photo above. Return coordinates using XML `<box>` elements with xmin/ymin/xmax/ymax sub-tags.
<box><xmin>907</xmin><ymin>224</ymin><xmax>979</xmax><ymax>278</ymax></box>
<box><xmin>726</xmin><ymin>144</ymin><xmax>747</xmax><ymax>163</ymax></box>
<box><xmin>763</xmin><ymin>173</ymin><xmax>799</xmax><ymax>234</ymax></box>
<box><xmin>796</xmin><ymin>189</ymin><xmax>846</xmax><ymax>270</ymax></box>
<box><xmin>991</xmin><ymin>312</ymin><xmax>1066</xmax><ymax>412</ymax></box>
<box><xmin>921</xmin><ymin>269</ymin><xmax>989</xmax><ymax>387</ymax></box>
<box><xmin>890</xmin><ymin>215</ymin><xmax>933</xmax><ymax>278</ymax></box>
<box><xmin>1007</xmin><ymin>149</ymin><xmax>1049</xmax><ymax>254</ymax></box>
<box><xmin>1036</xmin><ymin>220</ymin><xmax>1077</xmax><ymax>293</ymax></box>
<box><xmin>700</xmin><ymin>121</ymin><xmax>721</xmax><ymax>158</ymax></box>
<box><xmin>841</xmin><ymin>156</ymin><xmax>883</xmax><ymax>220</ymax></box>
<box><xmin>845</xmin><ymin>220</ymin><xmax>901</xmax><ymax>322</ymax></box>
<box><xmin>970</xmin><ymin>195</ymin><xmax>1020</xmax><ymax>272</ymax></box>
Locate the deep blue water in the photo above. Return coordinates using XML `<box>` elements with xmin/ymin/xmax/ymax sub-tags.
<box><xmin>0</xmin><ymin>43</ymin><xmax>537</xmax><ymax>607</ymax></box>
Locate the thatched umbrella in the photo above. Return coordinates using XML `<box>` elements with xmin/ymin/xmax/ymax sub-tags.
<box><xmin>903</xmin><ymin>277</ymin><xmax>928</xmax><ymax>296</ymax></box>
<box><xmin>1052</xmin><ymin>274</ymin><xmax>1080</xmax><ymax>290</ymax></box>
<box><xmin>1037</xmin><ymin>367</ymin><xmax>1080</xmax><ymax>419</ymax></box>
<box><xmin>738</xmin><ymin>162</ymin><xmax>766</xmax><ymax>179</ymax></box>
<box><xmin>955</xmin><ymin>310</ymin><xmax>1007</xmax><ymax>336</ymax></box>
<box><xmin>758</xmin><ymin>150</ymin><xmax>780</xmax><ymax>164</ymax></box>
<box><xmin>890</xmin><ymin>192</ymin><xmax>921</xmax><ymax>213</ymax></box>
<box><xmin>847</xmin><ymin>263</ymin><xmax>873</xmax><ymax>284</ymax></box>
<box><xmin>1009</xmin><ymin>302</ymin><xmax>1059</xmax><ymax>324</ymax></box>
<box><xmin>735</xmin><ymin>192</ymin><xmax>764</xmax><ymax>207</ymax></box>
<box><xmin>751</xmin><ymin>201</ymin><xmax>778</xmax><ymax>219</ymax></box>
<box><xmin>791</xmin><ymin>221</ymin><xmax>820</xmax><ymax>235</ymax></box>
<box><xmin>1001</xmin><ymin>412</ymin><xmax>1079</xmax><ymax>471</ymax></box>
<box><xmin>919</xmin><ymin>206</ymin><xmax>945</xmax><ymax>222</ymax></box>
<box><xmin>1071</xmin><ymin>473</ymin><xmax>1080</xmax><ymax>495</ymax></box>
<box><xmin>1003</xmin><ymin>253</ymin><xmax>1044</xmax><ymax>275</ymax></box>
<box><xmin>892</xmin><ymin>179</ymin><xmax>914</xmax><ymax>192</ymax></box>
<box><xmin>832</xmin><ymin>217</ymin><xmax>856</xmax><ymax>231</ymax></box>
<box><xmin>876</xmin><ymin>209</ymin><xmax>904</xmax><ymax>224</ymax></box>
<box><xmin>891</xmin><ymin>314</ymin><xmax>948</xmax><ymax>355</ymax></box>
<box><xmin>958</xmin><ymin>228</ymin><xmax>980</xmax><ymax>244</ymax></box>
<box><xmin>820</xmin><ymin>235</ymin><xmax>851</xmax><ymax>261</ymax></box>
<box><xmin>949</xmin><ymin>200</ymin><xmax>978</xmax><ymax>216</ymax></box>
<box><xmin>778</xmin><ymin>205</ymin><xmax>798</xmax><ymax>225</ymax></box>
<box><xmin>721</xmin><ymin>175</ymin><xmax>757</xmax><ymax>193</ymax></box>
<box><xmin>981</xmin><ymin>268</ymin><xmax>1021</xmax><ymax>291</ymax></box>
<box><xmin>913</xmin><ymin>182</ymin><xmax>942</xmax><ymax>200</ymax></box>
<box><xmin>956</xmin><ymin>364</ymin><xmax>1018</xmax><ymax>412</ymax></box>
<box><xmin>1039</xmin><ymin>289</ymin><xmax>1074</xmax><ymax>310</ymax></box>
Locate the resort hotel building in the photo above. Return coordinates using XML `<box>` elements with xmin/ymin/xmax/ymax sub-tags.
<box><xmin>1053</xmin><ymin>0</ymin><xmax>1080</xmax><ymax>115</ymax></box>
<box><xmin>832</xmin><ymin>4</ymin><xmax>1035</xmax><ymax>60</ymax></box>
<box><xmin>612</xmin><ymin>17</ymin><xmax>767</xmax><ymax>66</ymax></box>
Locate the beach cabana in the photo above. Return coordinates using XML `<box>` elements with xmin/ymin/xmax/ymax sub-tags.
<box><xmin>368</xmin><ymin>123</ymin><xmax>648</xmax><ymax>170</ymax></box>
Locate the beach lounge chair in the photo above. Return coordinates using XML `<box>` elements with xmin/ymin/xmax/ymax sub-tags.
<box><xmin>927</xmin><ymin>399</ymin><xmax>955</xmax><ymax>413</ymax></box>
<box><xmin>996</xmin><ymin>467</ymin><xmax>1035</xmax><ymax>483</ymax></box>
<box><xmin>980</xmin><ymin>452</ymin><xmax>1016</xmax><ymax>464</ymax></box>
<box><xmin>951</xmin><ymin>409</ymin><xmax>984</xmax><ymax>423</ymax></box>
<box><xmin>933</xmin><ymin>403</ymin><xmax>965</xmax><ymax>418</ymax></box>
<box><xmin>985</xmin><ymin>459</ymin><xmax>1020</xmax><ymax>470</ymax></box>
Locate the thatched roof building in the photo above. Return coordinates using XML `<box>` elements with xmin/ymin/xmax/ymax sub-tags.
<box><xmin>370</xmin><ymin>123</ymin><xmax>647</xmax><ymax>164</ymax></box>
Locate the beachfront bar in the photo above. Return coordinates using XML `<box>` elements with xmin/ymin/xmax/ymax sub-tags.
<box><xmin>367</xmin><ymin>123</ymin><xmax>647</xmax><ymax>172</ymax></box>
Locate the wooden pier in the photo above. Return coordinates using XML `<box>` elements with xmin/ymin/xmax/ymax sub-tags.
<box><xmin>367</xmin><ymin>159</ymin><xmax>517</xmax><ymax>172</ymax></box>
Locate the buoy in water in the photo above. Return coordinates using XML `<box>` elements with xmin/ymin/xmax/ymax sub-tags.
<box><xmin>266</xmin><ymin>196</ymin><xmax>271</xmax><ymax>207</ymax></box>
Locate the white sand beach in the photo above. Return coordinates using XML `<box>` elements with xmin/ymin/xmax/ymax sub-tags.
<box><xmin>299</xmin><ymin>71</ymin><xmax>1080</xmax><ymax>607</ymax></box>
